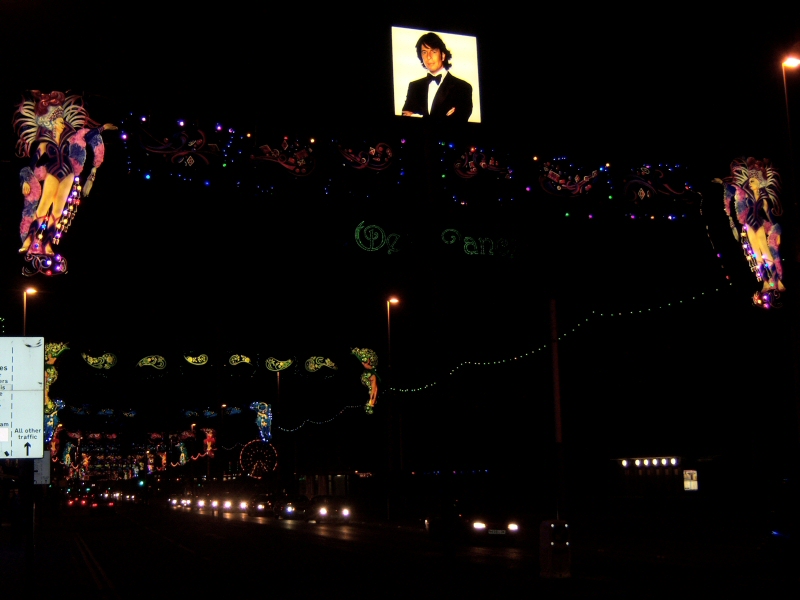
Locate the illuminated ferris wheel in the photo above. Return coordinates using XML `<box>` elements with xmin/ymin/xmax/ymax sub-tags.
<box><xmin>239</xmin><ymin>440</ymin><xmax>278</xmax><ymax>479</ymax></box>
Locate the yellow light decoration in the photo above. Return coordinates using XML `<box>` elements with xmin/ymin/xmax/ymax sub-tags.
<box><xmin>229</xmin><ymin>354</ymin><xmax>253</xmax><ymax>366</ymax></box>
<box><xmin>82</xmin><ymin>352</ymin><xmax>117</xmax><ymax>369</ymax></box>
<box><xmin>137</xmin><ymin>355</ymin><xmax>166</xmax><ymax>369</ymax></box>
<box><xmin>265</xmin><ymin>357</ymin><xmax>292</xmax><ymax>371</ymax></box>
<box><xmin>184</xmin><ymin>354</ymin><xmax>209</xmax><ymax>365</ymax></box>
<box><xmin>304</xmin><ymin>356</ymin><xmax>338</xmax><ymax>372</ymax></box>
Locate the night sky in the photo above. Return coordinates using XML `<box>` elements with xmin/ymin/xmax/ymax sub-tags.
<box><xmin>1</xmin><ymin>3</ymin><xmax>800</xmax><ymax>473</ymax></box>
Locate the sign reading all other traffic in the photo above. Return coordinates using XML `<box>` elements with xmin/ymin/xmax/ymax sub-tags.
<box><xmin>0</xmin><ymin>337</ymin><xmax>44</xmax><ymax>459</ymax></box>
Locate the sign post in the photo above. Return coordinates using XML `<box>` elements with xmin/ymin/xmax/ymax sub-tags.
<box><xmin>0</xmin><ymin>337</ymin><xmax>45</xmax><ymax>459</ymax></box>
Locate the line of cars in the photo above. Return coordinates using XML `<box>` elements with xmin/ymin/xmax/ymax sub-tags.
<box><xmin>65</xmin><ymin>490</ymin><xmax>117</xmax><ymax>514</ymax></box>
<box><xmin>168</xmin><ymin>491</ymin><xmax>353</xmax><ymax>523</ymax></box>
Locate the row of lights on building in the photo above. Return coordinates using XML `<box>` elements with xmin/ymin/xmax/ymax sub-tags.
<box><xmin>621</xmin><ymin>458</ymin><xmax>679</xmax><ymax>468</ymax></box>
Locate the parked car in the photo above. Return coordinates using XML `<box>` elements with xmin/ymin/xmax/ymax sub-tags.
<box><xmin>274</xmin><ymin>495</ymin><xmax>310</xmax><ymax>520</ymax></box>
<box><xmin>305</xmin><ymin>495</ymin><xmax>353</xmax><ymax>523</ymax></box>
<box><xmin>247</xmin><ymin>493</ymin><xmax>285</xmax><ymax>517</ymax></box>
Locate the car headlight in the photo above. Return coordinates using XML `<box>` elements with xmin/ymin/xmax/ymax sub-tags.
<box><xmin>240</xmin><ymin>502</ymin><xmax>248</xmax><ymax>510</ymax></box>
<box><xmin>197</xmin><ymin>500</ymin><xmax>205</xmax><ymax>507</ymax></box>
<box><xmin>508</xmin><ymin>523</ymin><xmax>519</xmax><ymax>531</ymax></box>
<box><xmin>223</xmin><ymin>501</ymin><xmax>232</xmax><ymax>509</ymax></box>
<box><xmin>257</xmin><ymin>503</ymin><xmax>265</xmax><ymax>510</ymax></box>
<box><xmin>319</xmin><ymin>507</ymin><xmax>328</xmax><ymax>515</ymax></box>
<box><xmin>342</xmin><ymin>508</ymin><xmax>350</xmax><ymax>517</ymax></box>
<box><xmin>286</xmin><ymin>506</ymin><xmax>294</xmax><ymax>513</ymax></box>
<box><xmin>473</xmin><ymin>522</ymin><xmax>486</xmax><ymax>530</ymax></box>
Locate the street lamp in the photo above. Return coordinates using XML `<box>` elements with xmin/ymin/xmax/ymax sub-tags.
<box><xmin>782</xmin><ymin>56</ymin><xmax>799</xmax><ymax>134</ymax></box>
<box><xmin>23</xmin><ymin>288</ymin><xmax>36</xmax><ymax>336</ymax></box>
<box><xmin>387</xmin><ymin>297</ymin><xmax>399</xmax><ymax>368</ymax></box>
<box><xmin>783</xmin><ymin>54</ymin><xmax>800</xmax><ymax>261</ymax></box>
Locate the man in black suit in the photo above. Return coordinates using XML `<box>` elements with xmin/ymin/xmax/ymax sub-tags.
<box><xmin>401</xmin><ymin>32</ymin><xmax>473</xmax><ymax>122</ymax></box>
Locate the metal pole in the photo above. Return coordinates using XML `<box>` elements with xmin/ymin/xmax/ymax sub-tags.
<box><xmin>23</xmin><ymin>292</ymin><xmax>27</xmax><ymax>336</ymax></box>
<box><xmin>550</xmin><ymin>298</ymin><xmax>565</xmax><ymax>521</ymax></box>
<box><xmin>386</xmin><ymin>301</ymin><xmax>392</xmax><ymax>369</ymax></box>
<box><xmin>550</xmin><ymin>298</ymin><xmax>562</xmax><ymax>444</ymax></box>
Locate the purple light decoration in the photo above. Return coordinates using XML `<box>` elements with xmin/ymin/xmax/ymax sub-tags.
<box><xmin>121</xmin><ymin>133</ymin><xmax>128</xmax><ymax>140</ymax></box>
<box><xmin>400</xmin><ymin>138</ymin><xmax>406</xmax><ymax>144</ymax></box>
<box><xmin>525</xmin><ymin>186</ymin><xmax>531</xmax><ymax>192</ymax></box>
<box><xmin>631</xmin><ymin>214</ymin><xmax>636</xmax><ymax>219</ymax></box>
<box><xmin>141</xmin><ymin>116</ymin><xmax>147</xmax><ymax>122</ymax></box>
<box><xmin>588</xmin><ymin>214</ymin><xmax>594</xmax><ymax>219</ymax></box>
<box><xmin>178</xmin><ymin>120</ymin><xmax>185</xmax><ymax>127</ymax></box>
<box><xmin>216</xmin><ymin>124</ymin><xmax>222</xmax><ymax>131</ymax></box>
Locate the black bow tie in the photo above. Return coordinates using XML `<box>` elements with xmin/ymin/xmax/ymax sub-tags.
<box><xmin>427</xmin><ymin>73</ymin><xmax>442</xmax><ymax>85</ymax></box>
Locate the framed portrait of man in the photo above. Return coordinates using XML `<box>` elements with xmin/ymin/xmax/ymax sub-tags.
<box><xmin>391</xmin><ymin>26</ymin><xmax>482</xmax><ymax>124</ymax></box>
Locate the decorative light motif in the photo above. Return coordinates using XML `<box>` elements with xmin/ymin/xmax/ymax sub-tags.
<box><xmin>137</xmin><ymin>355</ymin><xmax>166</xmax><ymax>369</ymax></box>
<box><xmin>82</xmin><ymin>352</ymin><xmax>117</xmax><ymax>369</ymax></box>
<box><xmin>250</xmin><ymin>402</ymin><xmax>273</xmax><ymax>441</ymax></box>
<box><xmin>229</xmin><ymin>354</ymin><xmax>253</xmax><ymax>366</ymax></box>
<box><xmin>139</xmin><ymin>125</ymin><xmax>218</xmax><ymax>166</ymax></box>
<box><xmin>454</xmin><ymin>146</ymin><xmax>511</xmax><ymax>179</ymax></box>
<box><xmin>539</xmin><ymin>158</ymin><xmax>604</xmax><ymax>197</ymax></box>
<box><xmin>251</xmin><ymin>136</ymin><xmax>316</xmax><ymax>175</ymax></box>
<box><xmin>304</xmin><ymin>356</ymin><xmax>338</xmax><ymax>372</ymax></box>
<box><xmin>354</xmin><ymin>221</ymin><xmax>400</xmax><ymax>254</ymax></box>
<box><xmin>265</xmin><ymin>357</ymin><xmax>292</xmax><ymax>371</ymax></box>
<box><xmin>338</xmin><ymin>142</ymin><xmax>393</xmax><ymax>170</ymax></box>
<box><xmin>716</xmin><ymin>156</ymin><xmax>785</xmax><ymax>309</ymax></box>
<box><xmin>184</xmin><ymin>354</ymin><xmax>209</xmax><ymax>365</ymax></box>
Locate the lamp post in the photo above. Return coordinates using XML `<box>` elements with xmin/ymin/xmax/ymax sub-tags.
<box><xmin>782</xmin><ymin>56</ymin><xmax>799</xmax><ymax>136</ymax></box>
<box><xmin>782</xmin><ymin>56</ymin><xmax>800</xmax><ymax>198</ymax></box>
<box><xmin>784</xmin><ymin>54</ymin><xmax>800</xmax><ymax>447</ymax></box>
<box><xmin>386</xmin><ymin>297</ymin><xmax>399</xmax><ymax>368</ymax></box>
<box><xmin>23</xmin><ymin>288</ymin><xmax>37</xmax><ymax>336</ymax></box>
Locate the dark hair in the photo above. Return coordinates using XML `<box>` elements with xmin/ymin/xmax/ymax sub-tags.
<box><xmin>415</xmin><ymin>32</ymin><xmax>453</xmax><ymax>70</ymax></box>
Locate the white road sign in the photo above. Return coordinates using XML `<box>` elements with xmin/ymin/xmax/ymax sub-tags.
<box><xmin>0</xmin><ymin>337</ymin><xmax>45</xmax><ymax>459</ymax></box>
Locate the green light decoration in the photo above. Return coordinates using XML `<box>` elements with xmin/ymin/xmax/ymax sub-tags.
<box><xmin>441</xmin><ymin>229</ymin><xmax>514</xmax><ymax>257</ymax></box>
<box><xmin>355</xmin><ymin>221</ymin><xmax>400</xmax><ymax>254</ymax></box>
<box><xmin>229</xmin><ymin>354</ymin><xmax>253</xmax><ymax>366</ymax></box>
<box><xmin>265</xmin><ymin>357</ymin><xmax>292</xmax><ymax>371</ymax></box>
<box><xmin>137</xmin><ymin>355</ymin><xmax>166</xmax><ymax>369</ymax></box>
<box><xmin>304</xmin><ymin>356</ymin><xmax>338</xmax><ymax>372</ymax></box>
<box><xmin>81</xmin><ymin>352</ymin><xmax>117</xmax><ymax>369</ymax></box>
<box><xmin>184</xmin><ymin>354</ymin><xmax>209</xmax><ymax>365</ymax></box>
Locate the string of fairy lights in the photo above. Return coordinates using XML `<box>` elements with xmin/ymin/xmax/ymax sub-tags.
<box><xmin>386</xmin><ymin>287</ymin><xmax>728</xmax><ymax>394</ymax></box>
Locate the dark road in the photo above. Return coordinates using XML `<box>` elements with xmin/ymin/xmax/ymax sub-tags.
<box><xmin>3</xmin><ymin>497</ymin><xmax>797</xmax><ymax>599</ymax></box>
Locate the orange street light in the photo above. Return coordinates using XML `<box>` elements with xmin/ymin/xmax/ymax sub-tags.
<box><xmin>23</xmin><ymin>288</ymin><xmax>37</xmax><ymax>336</ymax></box>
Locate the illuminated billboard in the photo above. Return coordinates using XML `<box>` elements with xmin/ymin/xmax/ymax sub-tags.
<box><xmin>392</xmin><ymin>26</ymin><xmax>481</xmax><ymax>124</ymax></box>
